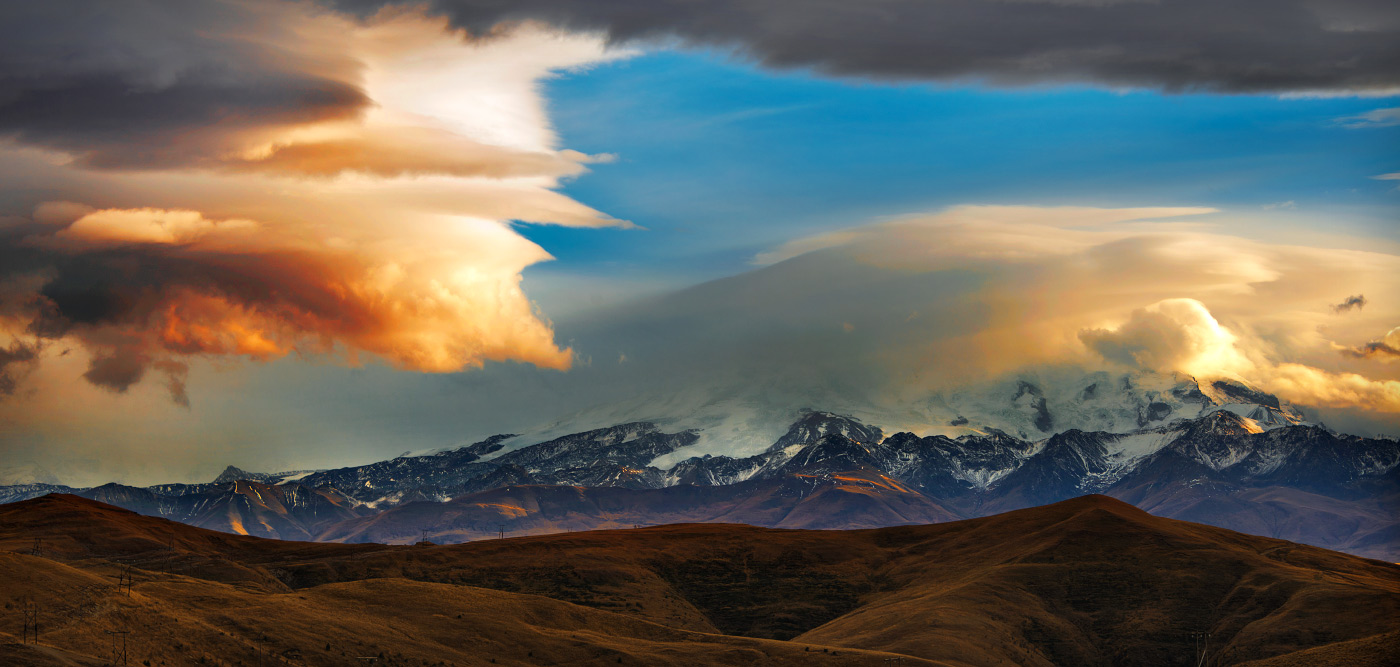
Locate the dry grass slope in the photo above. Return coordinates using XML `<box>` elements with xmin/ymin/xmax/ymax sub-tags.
<box><xmin>1</xmin><ymin>493</ymin><xmax>1396</xmax><ymax>666</ymax></box>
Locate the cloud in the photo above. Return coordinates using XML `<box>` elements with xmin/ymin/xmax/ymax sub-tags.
<box><xmin>0</xmin><ymin>338</ymin><xmax>39</xmax><ymax>398</ymax></box>
<box><xmin>1339</xmin><ymin>327</ymin><xmax>1400</xmax><ymax>361</ymax></box>
<box><xmin>332</xmin><ymin>0</ymin><xmax>1400</xmax><ymax>94</ymax></box>
<box><xmin>754</xmin><ymin>205</ymin><xmax>1219</xmax><ymax>265</ymax></box>
<box><xmin>49</xmin><ymin>208</ymin><xmax>259</xmax><ymax>248</ymax></box>
<box><xmin>1338</xmin><ymin>107</ymin><xmax>1400</xmax><ymax>128</ymax></box>
<box><xmin>1082</xmin><ymin>298</ymin><xmax>1400</xmax><ymax>412</ymax></box>
<box><xmin>82</xmin><ymin>351</ymin><xmax>151</xmax><ymax>395</ymax></box>
<box><xmin>0</xmin><ymin>9</ymin><xmax>632</xmax><ymax>404</ymax></box>
<box><xmin>0</xmin><ymin>3</ymin><xmax>631</xmax><ymax>182</ymax></box>
<box><xmin>1080</xmin><ymin>299</ymin><xmax>1251</xmax><ymax>377</ymax></box>
<box><xmin>594</xmin><ymin>204</ymin><xmax>1400</xmax><ymax>423</ymax></box>
<box><xmin>0</xmin><ymin>0</ymin><xmax>369</xmax><ymax>169</ymax></box>
<box><xmin>5</xmin><ymin>203</ymin><xmax>576</xmax><ymax>395</ymax></box>
<box><xmin>226</xmin><ymin>128</ymin><xmax>600</xmax><ymax>179</ymax></box>
<box><xmin>7</xmin><ymin>202</ymin><xmax>1400</xmax><ymax>483</ymax></box>
<box><xmin>1333</xmin><ymin>294</ymin><xmax>1368</xmax><ymax>313</ymax></box>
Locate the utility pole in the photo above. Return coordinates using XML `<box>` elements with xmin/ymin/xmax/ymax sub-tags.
<box><xmin>497</xmin><ymin>524</ymin><xmax>505</xmax><ymax>540</ymax></box>
<box><xmin>106</xmin><ymin>629</ymin><xmax>130</xmax><ymax>665</ymax></box>
<box><xmin>115</xmin><ymin>564</ymin><xmax>134</xmax><ymax>596</ymax></box>
<box><xmin>1191</xmin><ymin>631</ymin><xmax>1212</xmax><ymax>667</ymax></box>
<box><xmin>21</xmin><ymin>599</ymin><xmax>38</xmax><ymax>644</ymax></box>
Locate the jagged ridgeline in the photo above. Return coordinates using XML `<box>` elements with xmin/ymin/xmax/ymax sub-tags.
<box><xmin>3</xmin><ymin>377</ymin><xmax>1396</xmax><ymax>560</ymax></box>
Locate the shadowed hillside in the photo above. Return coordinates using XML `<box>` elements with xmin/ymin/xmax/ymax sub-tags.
<box><xmin>2</xmin><ymin>493</ymin><xmax>1397</xmax><ymax>666</ymax></box>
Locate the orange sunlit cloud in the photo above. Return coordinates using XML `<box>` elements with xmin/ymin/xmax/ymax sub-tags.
<box><xmin>19</xmin><ymin>204</ymin><xmax>575</xmax><ymax>389</ymax></box>
<box><xmin>0</xmin><ymin>8</ymin><xmax>629</xmax><ymax>404</ymax></box>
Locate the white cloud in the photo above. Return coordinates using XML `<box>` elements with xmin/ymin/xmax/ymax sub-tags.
<box><xmin>0</xmin><ymin>10</ymin><xmax>635</xmax><ymax>411</ymax></box>
<box><xmin>1337</xmin><ymin>106</ymin><xmax>1400</xmax><ymax>128</ymax></box>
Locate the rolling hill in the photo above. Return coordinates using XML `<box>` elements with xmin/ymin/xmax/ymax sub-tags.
<box><xmin>2</xmin><ymin>493</ymin><xmax>1397</xmax><ymax>665</ymax></box>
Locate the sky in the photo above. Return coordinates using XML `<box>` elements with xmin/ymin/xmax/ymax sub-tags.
<box><xmin>0</xmin><ymin>0</ymin><xmax>1397</xmax><ymax>486</ymax></box>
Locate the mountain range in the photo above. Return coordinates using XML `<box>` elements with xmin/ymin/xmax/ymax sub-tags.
<box><xmin>2</xmin><ymin>374</ymin><xmax>1396</xmax><ymax>560</ymax></box>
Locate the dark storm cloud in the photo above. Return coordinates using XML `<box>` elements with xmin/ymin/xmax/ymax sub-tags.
<box><xmin>82</xmin><ymin>351</ymin><xmax>149</xmax><ymax>394</ymax></box>
<box><xmin>0</xmin><ymin>1</ymin><xmax>368</xmax><ymax>169</ymax></box>
<box><xmin>0</xmin><ymin>217</ymin><xmax>334</xmax><ymax>403</ymax></box>
<box><xmin>4</xmin><ymin>0</ymin><xmax>1392</xmax><ymax>168</ymax></box>
<box><xmin>80</xmin><ymin>350</ymin><xmax>186</xmax><ymax>408</ymax></box>
<box><xmin>332</xmin><ymin>0</ymin><xmax>1400</xmax><ymax>93</ymax></box>
<box><xmin>1333</xmin><ymin>294</ymin><xmax>1368</xmax><ymax>313</ymax></box>
<box><xmin>0</xmin><ymin>339</ymin><xmax>39</xmax><ymax>397</ymax></box>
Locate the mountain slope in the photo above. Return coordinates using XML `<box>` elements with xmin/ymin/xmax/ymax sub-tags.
<box><xmin>75</xmin><ymin>479</ymin><xmax>367</xmax><ymax>540</ymax></box>
<box><xmin>317</xmin><ymin>468</ymin><xmax>961</xmax><ymax>544</ymax></box>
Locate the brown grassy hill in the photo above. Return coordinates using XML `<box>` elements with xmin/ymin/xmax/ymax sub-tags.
<box><xmin>0</xmin><ymin>551</ymin><xmax>930</xmax><ymax>666</ymax></box>
<box><xmin>793</xmin><ymin>495</ymin><xmax>1400</xmax><ymax>665</ymax></box>
<box><xmin>1234</xmin><ymin>629</ymin><xmax>1400</xmax><ymax>666</ymax></box>
<box><xmin>2</xmin><ymin>493</ymin><xmax>1397</xmax><ymax>666</ymax></box>
<box><xmin>274</xmin><ymin>495</ymin><xmax>1400</xmax><ymax>665</ymax></box>
<box><xmin>0</xmin><ymin>493</ymin><xmax>391</xmax><ymax>589</ymax></box>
